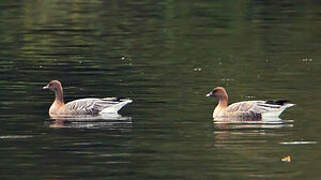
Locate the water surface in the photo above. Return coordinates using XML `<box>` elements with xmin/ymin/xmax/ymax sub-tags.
<box><xmin>0</xmin><ymin>0</ymin><xmax>320</xmax><ymax>179</ymax></box>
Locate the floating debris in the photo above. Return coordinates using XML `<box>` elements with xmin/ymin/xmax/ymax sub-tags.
<box><xmin>281</xmin><ymin>155</ymin><xmax>291</xmax><ymax>163</ymax></box>
<box><xmin>302</xmin><ymin>57</ymin><xmax>312</xmax><ymax>63</ymax></box>
<box><xmin>121</xmin><ymin>56</ymin><xmax>132</xmax><ymax>61</ymax></box>
<box><xmin>193</xmin><ymin>67</ymin><xmax>202</xmax><ymax>72</ymax></box>
<box><xmin>245</xmin><ymin>95</ymin><xmax>256</xmax><ymax>99</ymax></box>
<box><xmin>221</xmin><ymin>78</ymin><xmax>234</xmax><ymax>82</ymax></box>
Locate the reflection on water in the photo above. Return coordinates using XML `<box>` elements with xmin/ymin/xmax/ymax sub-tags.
<box><xmin>212</xmin><ymin>122</ymin><xmax>296</xmax><ymax>178</ymax></box>
<box><xmin>0</xmin><ymin>0</ymin><xmax>320</xmax><ymax>179</ymax></box>
<box><xmin>211</xmin><ymin>122</ymin><xmax>319</xmax><ymax>179</ymax></box>
<box><xmin>0</xmin><ymin>135</ymin><xmax>34</xmax><ymax>139</ymax></box>
<box><xmin>45</xmin><ymin>120</ymin><xmax>132</xmax><ymax>129</ymax></box>
<box><xmin>280</xmin><ymin>141</ymin><xmax>318</xmax><ymax>145</ymax></box>
<box><xmin>213</xmin><ymin>119</ymin><xmax>294</xmax><ymax>130</ymax></box>
<box><xmin>213</xmin><ymin>119</ymin><xmax>294</xmax><ymax>149</ymax></box>
<box><xmin>48</xmin><ymin>113</ymin><xmax>130</xmax><ymax>121</ymax></box>
<box><xmin>45</xmin><ymin>114</ymin><xmax>132</xmax><ymax>129</ymax></box>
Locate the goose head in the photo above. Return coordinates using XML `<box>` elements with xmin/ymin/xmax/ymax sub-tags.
<box><xmin>43</xmin><ymin>80</ymin><xmax>63</xmax><ymax>93</ymax></box>
<box><xmin>206</xmin><ymin>87</ymin><xmax>228</xmax><ymax>99</ymax></box>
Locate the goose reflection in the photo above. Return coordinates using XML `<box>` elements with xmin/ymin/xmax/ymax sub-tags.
<box><xmin>211</xmin><ymin>118</ymin><xmax>294</xmax><ymax>178</ymax></box>
<box><xmin>44</xmin><ymin>113</ymin><xmax>132</xmax><ymax>129</ymax></box>
<box><xmin>212</xmin><ymin>117</ymin><xmax>294</xmax><ymax>148</ymax></box>
<box><xmin>213</xmin><ymin>118</ymin><xmax>294</xmax><ymax>130</ymax></box>
<box><xmin>213</xmin><ymin>119</ymin><xmax>293</xmax><ymax>154</ymax></box>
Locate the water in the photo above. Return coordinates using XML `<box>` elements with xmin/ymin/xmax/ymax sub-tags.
<box><xmin>0</xmin><ymin>0</ymin><xmax>320</xmax><ymax>179</ymax></box>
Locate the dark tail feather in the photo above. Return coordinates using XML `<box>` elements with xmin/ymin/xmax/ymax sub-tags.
<box><xmin>266</xmin><ymin>100</ymin><xmax>290</xmax><ymax>105</ymax></box>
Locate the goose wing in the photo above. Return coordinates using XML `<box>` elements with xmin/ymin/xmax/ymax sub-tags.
<box><xmin>64</xmin><ymin>98</ymin><xmax>122</xmax><ymax>115</ymax></box>
<box><xmin>227</xmin><ymin>101</ymin><xmax>284</xmax><ymax>113</ymax></box>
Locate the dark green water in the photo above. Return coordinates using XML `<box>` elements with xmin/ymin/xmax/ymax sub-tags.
<box><xmin>0</xmin><ymin>0</ymin><xmax>320</xmax><ymax>179</ymax></box>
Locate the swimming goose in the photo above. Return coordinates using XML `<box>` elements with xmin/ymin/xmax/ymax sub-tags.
<box><xmin>43</xmin><ymin>80</ymin><xmax>132</xmax><ymax>117</ymax></box>
<box><xmin>206</xmin><ymin>87</ymin><xmax>295</xmax><ymax>120</ymax></box>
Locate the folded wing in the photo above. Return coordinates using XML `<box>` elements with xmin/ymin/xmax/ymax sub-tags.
<box><xmin>64</xmin><ymin>98</ymin><xmax>132</xmax><ymax>115</ymax></box>
<box><xmin>226</xmin><ymin>100</ymin><xmax>295</xmax><ymax>119</ymax></box>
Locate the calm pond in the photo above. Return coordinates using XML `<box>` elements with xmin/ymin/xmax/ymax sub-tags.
<box><xmin>0</xmin><ymin>0</ymin><xmax>320</xmax><ymax>179</ymax></box>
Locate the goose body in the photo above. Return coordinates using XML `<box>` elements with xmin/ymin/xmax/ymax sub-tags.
<box><xmin>206</xmin><ymin>87</ymin><xmax>295</xmax><ymax>120</ymax></box>
<box><xmin>43</xmin><ymin>80</ymin><xmax>132</xmax><ymax>117</ymax></box>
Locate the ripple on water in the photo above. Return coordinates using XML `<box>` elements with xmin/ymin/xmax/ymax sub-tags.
<box><xmin>44</xmin><ymin>114</ymin><xmax>132</xmax><ymax>129</ymax></box>
<box><xmin>213</xmin><ymin>119</ymin><xmax>294</xmax><ymax>130</ymax></box>
<box><xmin>279</xmin><ymin>141</ymin><xmax>318</xmax><ymax>145</ymax></box>
<box><xmin>0</xmin><ymin>135</ymin><xmax>33</xmax><ymax>139</ymax></box>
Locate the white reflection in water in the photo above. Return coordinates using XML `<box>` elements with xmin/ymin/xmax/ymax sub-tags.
<box><xmin>211</xmin><ymin>118</ymin><xmax>295</xmax><ymax>178</ymax></box>
<box><xmin>44</xmin><ymin>113</ymin><xmax>132</xmax><ymax>129</ymax></box>
<box><xmin>212</xmin><ymin>118</ymin><xmax>294</xmax><ymax>148</ymax></box>
<box><xmin>213</xmin><ymin>119</ymin><xmax>294</xmax><ymax>130</ymax></box>
<box><xmin>280</xmin><ymin>141</ymin><xmax>317</xmax><ymax>145</ymax></box>
<box><xmin>0</xmin><ymin>135</ymin><xmax>33</xmax><ymax>139</ymax></box>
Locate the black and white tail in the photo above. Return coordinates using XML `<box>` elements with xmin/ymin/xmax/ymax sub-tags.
<box><xmin>260</xmin><ymin>100</ymin><xmax>295</xmax><ymax>118</ymax></box>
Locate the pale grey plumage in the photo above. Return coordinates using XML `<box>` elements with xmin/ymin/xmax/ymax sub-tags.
<box><xmin>224</xmin><ymin>100</ymin><xmax>295</xmax><ymax>120</ymax></box>
<box><xmin>207</xmin><ymin>87</ymin><xmax>295</xmax><ymax>120</ymax></box>
<box><xmin>64</xmin><ymin>98</ymin><xmax>128</xmax><ymax>115</ymax></box>
<box><xmin>43</xmin><ymin>80</ymin><xmax>132</xmax><ymax>117</ymax></box>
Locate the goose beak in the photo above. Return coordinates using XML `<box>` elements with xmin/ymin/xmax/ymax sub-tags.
<box><xmin>206</xmin><ymin>92</ymin><xmax>214</xmax><ymax>97</ymax></box>
<box><xmin>42</xmin><ymin>85</ymin><xmax>49</xmax><ymax>89</ymax></box>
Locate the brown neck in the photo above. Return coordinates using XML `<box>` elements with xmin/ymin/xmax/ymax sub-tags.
<box><xmin>217</xmin><ymin>95</ymin><xmax>228</xmax><ymax>108</ymax></box>
<box><xmin>54</xmin><ymin>87</ymin><xmax>64</xmax><ymax>104</ymax></box>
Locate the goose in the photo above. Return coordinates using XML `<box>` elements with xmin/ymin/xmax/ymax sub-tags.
<box><xmin>43</xmin><ymin>80</ymin><xmax>132</xmax><ymax>117</ymax></box>
<box><xmin>206</xmin><ymin>87</ymin><xmax>295</xmax><ymax>120</ymax></box>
